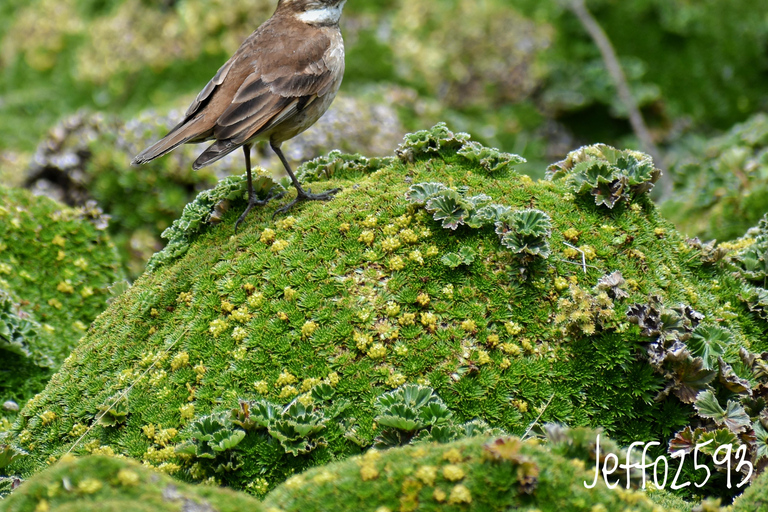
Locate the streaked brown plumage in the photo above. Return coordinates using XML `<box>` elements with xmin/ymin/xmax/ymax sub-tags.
<box><xmin>132</xmin><ymin>0</ymin><xmax>347</xmax><ymax>230</ymax></box>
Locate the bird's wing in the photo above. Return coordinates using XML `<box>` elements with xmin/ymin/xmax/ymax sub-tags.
<box><xmin>190</xmin><ymin>30</ymin><xmax>341</xmax><ymax>168</ymax></box>
<box><xmin>213</xmin><ymin>33</ymin><xmax>340</xmax><ymax>143</ymax></box>
<box><xmin>184</xmin><ymin>57</ymin><xmax>238</xmax><ymax>118</ymax></box>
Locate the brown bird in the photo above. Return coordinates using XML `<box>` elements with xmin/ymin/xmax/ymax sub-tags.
<box><xmin>132</xmin><ymin>0</ymin><xmax>347</xmax><ymax>230</ymax></box>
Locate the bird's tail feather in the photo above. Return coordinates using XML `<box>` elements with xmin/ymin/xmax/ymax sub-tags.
<box><xmin>192</xmin><ymin>140</ymin><xmax>240</xmax><ymax>170</ymax></box>
<box><xmin>131</xmin><ymin>118</ymin><xmax>204</xmax><ymax>166</ymax></box>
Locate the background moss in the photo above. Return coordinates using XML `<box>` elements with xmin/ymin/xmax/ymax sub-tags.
<box><xmin>0</xmin><ymin>185</ymin><xmax>124</xmax><ymax>426</ymax></box>
<box><xmin>0</xmin><ymin>455</ymin><xmax>265</xmax><ymax>512</ymax></box>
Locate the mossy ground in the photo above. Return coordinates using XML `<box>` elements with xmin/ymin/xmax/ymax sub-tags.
<box><xmin>0</xmin><ymin>185</ymin><xmax>123</xmax><ymax>424</ymax></box>
<box><xmin>0</xmin><ymin>436</ymin><xmax>700</xmax><ymax>512</ymax></box>
<box><xmin>0</xmin><ymin>455</ymin><xmax>264</xmax><ymax>512</ymax></box>
<box><xmin>262</xmin><ymin>435</ymin><xmax>694</xmax><ymax>512</ymax></box>
<box><xmin>5</xmin><ymin>140</ymin><xmax>766</xmax><ymax>498</ymax></box>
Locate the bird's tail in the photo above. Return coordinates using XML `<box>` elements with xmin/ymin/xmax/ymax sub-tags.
<box><xmin>192</xmin><ymin>139</ymin><xmax>241</xmax><ymax>170</ymax></box>
<box><xmin>131</xmin><ymin>117</ymin><xmax>206</xmax><ymax>166</ymax></box>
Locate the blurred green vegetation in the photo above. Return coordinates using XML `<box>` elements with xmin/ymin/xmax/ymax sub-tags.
<box><xmin>3</xmin><ymin>0</ymin><xmax>766</xmax><ymax>156</ymax></box>
<box><xmin>1</xmin><ymin>0</ymin><xmax>767</xmax><ymax>262</ymax></box>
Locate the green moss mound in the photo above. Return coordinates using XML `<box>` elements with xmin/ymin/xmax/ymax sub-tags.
<box><xmin>0</xmin><ymin>455</ymin><xmax>263</xmax><ymax>512</ymax></box>
<box><xmin>0</xmin><ymin>185</ymin><xmax>124</xmax><ymax>425</ymax></box>
<box><xmin>263</xmin><ymin>434</ymin><xmax>693</xmax><ymax>512</ymax></box>
<box><xmin>5</xmin><ymin>126</ymin><xmax>766</xmax><ymax>499</ymax></box>
<box><xmin>732</xmin><ymin>466</ymin><xmax>768</xmax><ymax>511</ymax></box>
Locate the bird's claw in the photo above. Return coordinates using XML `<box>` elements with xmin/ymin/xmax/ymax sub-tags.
<box><xmin>233</xmin><ymin>190</ymin><xmax>286</xmax><ymax>233</ymax></box>
<box><xmin>272</xmin><ymin>187</ymin><xmax>341</xmax><ymax>218</ymax></box>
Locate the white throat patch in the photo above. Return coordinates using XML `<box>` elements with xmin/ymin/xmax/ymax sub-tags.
<box><xmin>296</xmin><ymin>1</ymin><xmax>346</xmax><ymax>25</ymax></box>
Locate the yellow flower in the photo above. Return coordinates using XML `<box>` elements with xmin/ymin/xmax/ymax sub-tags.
<box><xmin>116</xmin><ymin>469</ymin><xmax>140</xmax><ymax>487</ymax></box>
<box><xmin>39</xmin><ymin>411</ymin><xmax>57</xmax><ymax>425</ymax></box>
<box><xmin>443</xmin><ymin>448</ymin><xmax>463</xmax><ymax>463</ymax></box>
<box><xmin>409</xmin><ymin>250</ymin><xmax>424</xmax><ymax>265</ymax></box>
<box><xmin>381</xmin><ymin>236</ymin><xmax>402</xmax><ymax>253</ymax></box>
<box><xmin>260</xmin><ymin>228</ymin><xmax>276</xmax><ymax>244</ymax></box>
<box><xmin>442</xmin><ymin>464</ymin><xmax>465</xmax><ymax>481</ymax></box>
<box><xmin>388</xmin><ymin>256</ymin><xmax>405</xmax><ymax>271</ymax></box>
<box><xmin>247</xmin><ymin>292</ymin><xmax>264</xmax><ymax>308</ymax></box>
<box><xmin>77</xmin><ymin>478</ymin><xmax>103</xmax><ymax>494</ymax></box>
<box><xmin>326</xmin><ymin>372</ymin><xmax>340</xmax><ymax>386</ymax></box>
<box><xmin>302</xmin><ymin>321</ymin><xmax>318</xmax><ymax>339</ymax></box>
<box><xmin>385</xmin><ymin>302</ymin><xmax>401</xmax><ymax>317</ymax></box>
<box><xmin>208</xmin><ymin>319</ymin><xmax>229</xmax><ymax>337</ymax></box>
<box><xmin>254</xmin><ymin>381</ymin><xmax>269</xmax><ymax>395</ymax></box>
<box><xmin>367</xmin><ymin>343</ymin><xmax>387</xmax><ymax>359</ymax></box>
<box><xmin>56</xmin><ymin>279</ymin><xmax>75</xmax><ymax>293</ymax></box>
<box><xmin>415</xmin><ymin>465</ymin><xmax>437</xmax><ymax>486</ymax></box>
<box><xmin>276</xmin><ymin>370</ymin><xmax>297</xmax><ymax>387</ymax></box>
<box><xmin>448</xmin><ymin>484</ymin><xmax>472</xmax><ymax>504</ymax></box>
<box><xmin>272</xmin><ymin>239</ymin><xmax>289</xmax><ymax>252</ymax></box>
<box><xmin>179</xmin><ymin>403</ymin><xmax>195</xmax><ymax>422</ymax></box>
<box><xmin>232</xmin><ymin>327</ymin><xmax>248</xmax><ymax>342</ymax></box>
<box><xmin>563</xmin><ymin>228</ymin><xmax>580</xmax><ymax>242</ymax></box>
<box><xmin>360</xmin><ymin>464</ymin><xmax>379</xmax><ymax>481</ymax></box>
<box><xmin>279</xmin><ymin>386</ymin><xmax>298</xmax><ymax>399</ymax></box>
<box><xmin>400</xmin><ymin>228</ymin><xmax>418</xmax><ymax>243</ymax></box>
<box><xmin>358</xmin><ymin>230</ymin><xmax>375</xmax><ymax>246</ymax></box>
<box><xmin>505</xmin><ymin>321</ymin><xmax>522</xmax><ymax>335</ymax></box>
<box><xmin>231</xmin><ymin>306</ymin><xmax>251</xmax><ymax>323</ymax></box>
<box><xmin>386</xmin><ymin>372</ymin><xmax>406</xmax><ymax>388</ymax></box>
<box><xmin>170</xmin><ymin>352</ymin><xmax>189</xmax><ymax>371</ymax></box>
<box><xmin>276</xmin><ymin>216</ymin><xmax>296</xmax><ymax>230</ymax></box>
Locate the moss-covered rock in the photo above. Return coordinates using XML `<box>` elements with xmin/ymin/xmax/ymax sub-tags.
<box><xmin>0</xmin><ymin>185</ymin><xmax>123</xmax><ymax>425</ymax></box>
<box><xmin>5</xmin><ymin>126</ymin><xmax>766</xmax><ymax>500</ymax></box>
<box><xmin>0</xmin><ymin>455</ymin><xmax>264</xmax><ymax>512</ymax></box>
<box><xmin>263</xmin><ymin>434</ymin><xmax>695</xmax><ymax>512</ymax></box>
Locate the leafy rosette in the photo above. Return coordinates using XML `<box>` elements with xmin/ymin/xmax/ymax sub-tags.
<box><xmin>546</xmin><ymin>144</ymin><xmax>661</xmax><ymax>208</ymax></box>
<box><xmin>405</xmin><ymin>182</ymin><xmax>449</xmax><ymax>206</ymax></box>
<box><xmin>296</xmin><ymin>150</ymin><xmax>394</xmax><ymax>184</ymax></box>
<box><xmin>374</xmin><ymin>384</ymin><xmax>452</xmax><ymax>447</ymax></box>
<box><xmin>395</xmin><ymin>122</ymin><xmax>470</xmax><ymax>163</ymax></box>
<box><xmin>494</xmin><ymin>209</ymin><xmax>553</xmax><ymax>261</ymax></box>
<box><xmin>424</xmin><ymin>189</ymin><xmax>474</xmax><ymax>230</ymax></box>
<box><xmin>0</xmin><ymin>291</ymin><xmax>46</xmax><ymax>366</ymax></box>
<box><xmin>176</xmin><ymin>413</ymin><xmax>246</xmax><ymax>461</ymax></box>
<box><xmin>457</xmin><ymin>140</ymin><xmax>525</xmax><ymax>173</ymax></box>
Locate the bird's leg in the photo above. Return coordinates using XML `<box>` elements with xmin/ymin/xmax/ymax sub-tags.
<box><xmin>234</xmin><ymin>144</ymin><xmax>282</xmax><ymax>233</ymax></box>
<box><xmin>271</xmin><ymin>141</ymin><xmax>340</xmax><ymax>217</ymax></box>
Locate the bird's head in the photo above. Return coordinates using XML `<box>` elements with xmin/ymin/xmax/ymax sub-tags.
<box><xmin>277</xmin><ymin>0</ymin><xmax>348</xmax><ymax>26</ymax></box>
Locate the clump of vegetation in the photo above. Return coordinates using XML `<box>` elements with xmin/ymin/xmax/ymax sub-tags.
<box><xmin>262</xmin><ymin>433</ymin><xmax>692</xmax><ymax>512</ymax></box>
<box><xmin>546</xmin><ymin>144</ymin><xmax>661</xmax><ymax>209</ymax></box>
<box><xmin>663</xmin><ymin>113</ymin><xmax>768</xmax><ymax>241</ymax></box>
<box><xmin>0</xmin><ymin>454</ymin><xmax>265</xmax><ymax>511</ymax></box>
<box><xmin>0</xmin><ymin>185</ymin><xmax>123</xmax><ymax>425</ymax></box>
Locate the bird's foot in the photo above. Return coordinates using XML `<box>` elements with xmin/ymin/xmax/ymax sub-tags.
<box><xmin>234</xmin><ymin>191</ymin><xmax>286</xmax><ymax>233</ymax></box>
<box><xmin>272</xmin><ymin>187</ymin><xmax>341</xmax><ymax>218</ymax></box>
